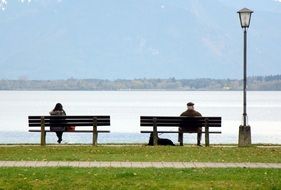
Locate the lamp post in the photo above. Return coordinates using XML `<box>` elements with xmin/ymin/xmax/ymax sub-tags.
<box><xmin>237</xmin><ymin>8</ymin><xmax>253</xmax><ymax>147</ymax></box>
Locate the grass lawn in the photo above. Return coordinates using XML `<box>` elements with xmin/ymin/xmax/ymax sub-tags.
<box><xmin>0</xmin><ymin>145</ymin><xmax>281</xmax><ymax>162</ymax></box>
<box><xmin>1</xmin><ymin>145</ymin><xmax>281</xmax><ymax>189</ymax></box>
<box><xmin>0</xmin><ymin>167</ymin><xmax>281</xmax><ymax>190</ymax></box>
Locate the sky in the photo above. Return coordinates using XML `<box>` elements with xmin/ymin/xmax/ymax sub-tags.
<box><xmin>0</xmin><ymin>0</ymin><xmax>281</xmax><ymax>80</ymax></box>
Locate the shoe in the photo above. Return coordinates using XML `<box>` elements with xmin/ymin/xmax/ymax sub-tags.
<box><xmin>197</xmin><ymin>144</ymin><xmax>203</xmax><ymax>147</ymax></box>
<box><xmin>57</xmin><ymin>139</ymin><xmax>62</xmax><ymax>144</ymax></box>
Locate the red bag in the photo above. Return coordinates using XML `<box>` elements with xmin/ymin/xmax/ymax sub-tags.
<box><xmin>67</xmin><ymin>126</ymin><xmax>76</xmax><ymax>132</ymax></box>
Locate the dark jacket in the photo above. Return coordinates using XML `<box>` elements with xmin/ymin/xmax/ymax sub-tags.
<box><xmin>49</xmin><ymin>110</ymin><xmax>66</xmax><ymax>132</ymax></box>
<box><xmin>49</xmin><ymin>110</ymin><xmax>66</xmax><ymax>116</ymax></box>
<box><xmin>180</xmin><ymin>109</ymin><xmax>202</xmax><ymax>132</ymax></box>
<box><xmin>180</xmin><ymin>109</ymin><xmax>202</xmax><ymax>117</ymax></box>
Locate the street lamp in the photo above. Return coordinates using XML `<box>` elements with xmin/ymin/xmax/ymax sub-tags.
<box><xmin>237</xmin><ymin>8</ymin><xmax>253</xmax><ymax>147</ymax></box>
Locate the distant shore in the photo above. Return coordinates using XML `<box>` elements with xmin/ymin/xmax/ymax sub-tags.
<box><xmin>1</xmin><ymin>75</ymin><xmax>281</xmax><ymax>90</ymax></box>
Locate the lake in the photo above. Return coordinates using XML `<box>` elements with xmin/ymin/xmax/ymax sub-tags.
<box><xmin>0</xmin><ymin>91</ymin><xmax>280</xmax><ymax>144</ymax></box>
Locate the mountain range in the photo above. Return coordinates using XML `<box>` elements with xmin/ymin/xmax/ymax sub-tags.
<box><xmin>0</xmin><ymin>0</ymin><xmax>281</xmax><ymax>80</ymax></box>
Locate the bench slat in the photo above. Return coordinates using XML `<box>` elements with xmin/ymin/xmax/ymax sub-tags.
<box><xmin>28</xmin><ymin>115</ymin><xmax>110</xmax><ymax>127</ymax></box>
<box><xmin>28</xmin><ymin>118</ymin><xmax>110</xmax><ymax>122</ymax></box>
<box><xmin>28</xmin><ymin>115</ymin><xmax>110</xmax><ymax>119</ymax></box>
<box><xmin>29</xmin><ymin>122</ymin><xmax>110</xmax><ymax>127</ymax></box>
<box><xmin>140</xmin><ymin>123</ymin><xmax>221</xmax><ymax>127</ymax></box>
<box><xmin>141</xmin><ymin>116</ymin><xmax>221</xmax><ymax>120</ymax></box>
<box><xmin>28</xmin><ymin>119</ymin><xmax>111</xmax><ymax>122</ymax></box>
<box><xmin>140</xmin><ymin>131</ymin><xmax>222</xmax><ymax>134</ymax></box>
<box><xmin>140</xmin><ymin>116</ymin><xmax>221</xmax><ymax>127</ymax></box>
<box><xmin>29</xmin><ymin>130</ymin><xmax>110</xmax><ymax>133</ymax></box>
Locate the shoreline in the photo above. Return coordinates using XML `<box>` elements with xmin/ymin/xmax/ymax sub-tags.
<box><xmin>0</xmin><ymin>131</ymin><xmax>280</xmax><ymax>145</ymax></box>
<box><xmin>0</xmin><ymin>143</ymin><xmax>281</xmax><ymax>147</ymax></box>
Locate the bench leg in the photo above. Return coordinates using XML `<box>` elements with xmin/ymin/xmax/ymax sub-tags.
<box><xmin>93</xmin><ymin>126</ymin><xmax>98</xmax><ymax>146</ymax></box>
<box><xmin>205</xmin><ymin>127</ymin><xmax>209</xmax><ymax>147</ymax></box>
<box><xmin>40</xmin><ymin>117</ymin><xmax>46</xmax><ymax>146</ymax></box>
<box><xmin>93</xmin><ymin>133</ymin><xmax>98</xmax><ymax>146</ymax></box>
<box><xmin>40</xmin><ymin>131</ymin><xmax>46</xmax><ymax>146</ymax></box>
<box><xmin>153</xmin><ymin>118</ymin><xmax>158</xmax><ymax>146</ymax></box>
<box><xmin>152</xmin><ymin>130</ymin><xmax>158</xmax><ymax>146</ymax></box>
<box><xmin>179</xmin><ymin>132</ymin><xmax>183</xmax><ymax>146</ymax></box>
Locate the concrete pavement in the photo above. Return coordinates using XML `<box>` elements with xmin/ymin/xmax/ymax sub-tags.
<box><xmin>0</xmin><ymin>161</ymin><xmax>281</xmax><ymax>168</ymax></box>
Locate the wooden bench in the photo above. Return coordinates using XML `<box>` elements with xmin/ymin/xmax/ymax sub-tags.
<box><xmin>140</xmin><ymin>116</ymin><xmax>222</xmax><ymax>146</ymax></box>
<box><xmin>28</xmin><ymin>115</ymin><xmax>110</xmax><ymax>145</ymax></box>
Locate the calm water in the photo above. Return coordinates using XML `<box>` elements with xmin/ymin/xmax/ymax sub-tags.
<box><xmin>0</xmin><ymin>91</ymin><xmax>280</xmax><ymax>144</ymax></box>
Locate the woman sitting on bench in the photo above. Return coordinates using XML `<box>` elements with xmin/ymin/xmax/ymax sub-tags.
<box><xmin>49</xmin><ymin>103</ymin><xmax>66</xmax><ymax>144</ymax></box>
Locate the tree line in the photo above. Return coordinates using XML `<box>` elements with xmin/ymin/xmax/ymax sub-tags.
<box><xmin>1</xmin><ymin>75</ymin><xmax>281</xmax><ymax>91</ymax></box>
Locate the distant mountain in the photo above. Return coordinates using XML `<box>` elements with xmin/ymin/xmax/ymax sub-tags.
<box><xmin>0</xmin><ymin>0</ymin><xmax>281</xmax><ymax>80</ymax></box>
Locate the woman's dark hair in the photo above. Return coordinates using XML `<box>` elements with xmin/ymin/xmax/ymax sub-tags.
<box><xmin>53</xmin><ymin>103</ymin><xmax>63</xmax><ymax>111</ymax></box>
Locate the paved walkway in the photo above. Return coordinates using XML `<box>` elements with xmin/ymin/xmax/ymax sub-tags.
<box><xmin>0</xmin><ymin>161</ymin><xmax>281</xmax><ymax>168</ymax></box>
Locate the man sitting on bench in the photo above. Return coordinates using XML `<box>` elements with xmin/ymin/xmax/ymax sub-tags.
<box><xmin>179</xmin><ymin>102</ymin><xmax>202</xmax><ymax>146</ymax></box>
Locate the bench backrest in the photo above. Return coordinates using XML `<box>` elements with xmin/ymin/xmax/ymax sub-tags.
<box><xmin>28</xmin><ymin>116</ymin><xmax>110</xmax><ymax>127</ymax></box>
<box><xmin>140</xmin><ymin>116</ymin><xmax>221</xmax><ymax>127</ymax></box>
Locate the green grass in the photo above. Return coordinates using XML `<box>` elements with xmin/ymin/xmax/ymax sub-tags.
<box><xmin>0</xmin><ymin>145</ymin><xmax>281</xmax><ymax>163</ymax></box>
<box><xmin>1</xmin><ymin>145</ymin><xmax>281</xmax><ymax>189</ymax></box>
<box><xmin>0</xmin><ymin>167</ymin><xmax>280</xmax><ymax>190</ymax></box>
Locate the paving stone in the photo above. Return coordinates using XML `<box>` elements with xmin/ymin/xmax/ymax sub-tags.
<box><xmin>222</xmin><ymin>163</ymin><xmax>239</xmax><ymax>168</ymax></box>
<box><xmin>182</xmin><ymin>162</ymin><xmax>195</xmax><ymax>168</ymax></box>
<box><xmin>120</xmin><ymin>162</ymin><xmax>132</xmax><ymax>167</ymax></box>
<box><xmin>162</xmin><ymin>162</ymin><xmax>174</xmax><ymax>168</ymax></box>
<box><xmin>232</xmin><ymin>163</ymin><xmax>247</xmax><ymax>168</ymax></box>
<box><xmin>247</xmin><ymin>163</ymin><xmax>261</xmax><ymax>168</ymax></box>
<box><xmin>151</xmin><ymin>162</ymin><xmax>164</xmax><ymax>168</ymax></box>
<box><xmin>4</xmin><ymin>161</ymin><xmax>16</xmax><ymax>167</ymax></box>
<box><xmin>13</xmin><ymin>161</ymin><xmax>27</xmax><ymax>167</ymax></box>
<box><xmin>199</xmin><ymin>163</ymin><xmax>214</xmax><ymax>168</ymax></box>
<box><xmin>232</xmin><ymin>163</ymin><xmax>246</xmax><ymax>168</ymax></box>
<box><xmin>193</xmin><ymin>162</ymin><xmax>208</xmax><ymax>168</ymax></box>
<box><xmin>207</xmin><ymin>163</ymin><xmax>229</xmax><ymax>168</ymax></box>
<box><xmin>24</xmin><ymin>161</ymin><xmax>37</xmax><ymax>167</ymax></box>
<box><xmin>79</xmin><ymin>162</ymin><xmax>91</xmax><ymax>168</ymax></box>
<box><xmin>0</xmin><ymin>161</ymin><xmax>6</xmax><ymax>167</ymax></box>
<box><xmin>267</xmin><ymin>163</ymin><xmax>281</xmax><ymax>169</ymax></box>
<box><xmin>99</xmin><ymin>162</ymin><xmax>111</xmax><ymax>167</ymax></box>
<box><xmin>35</xmin><ymin>161</ymin><xmax>46</xmax><ymax>167</ymax></box>
<box><xmin>242</xmin><ymin>163</ymin><xmax>259</xmax><ymax>168</ymax></box>
<box><xmin>46</xmin><ymin>161</ymin><xmax>59</xmax><ymax>167</ymax></box>
<box><xmin>89</xmin><ymin>162</ymin><xmax>100</xmax><ymax>167</ymax></box>
<box><xmin>140</xmin><ymin>162</ymin><xmax>153</xmax><ymax>168</ymax></box>
<box><xmin>131</xmin><ymin>162</ymin><xmax>144</xmax><ymax>168</ymax></box>
<box><xmin>68</xmin><ymin>162</ymin><xmax>80</xmax><ymax>167</ymax></box>
<box><xmin>57</xmin><ymin>162</ymin><xmax>70</xmax><ymax>167</ymax></box>
<box><xmin>262</xmin><ymin>164</ymin><xmax>274</xmax><ymax>168</ymax></box>
<box><xmin>110</xmin><ymin>162</ymin><xmax>122</xmax><ymax>167</ymax></box>
<box><xmin>173</xmin><ymin>162</ymin><xmax>185</xmax><ymax>168</ymax></box>
<box><xmin>265</xmin><ymin>163</ymin><xmax>280</xmax><ymax>168</ymax></box>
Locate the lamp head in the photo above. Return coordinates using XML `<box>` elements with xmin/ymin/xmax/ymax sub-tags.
<box><xmin>237</xmin><ymin>8</ymin><xmax>253</xmax><ymax>28</ymax></box>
